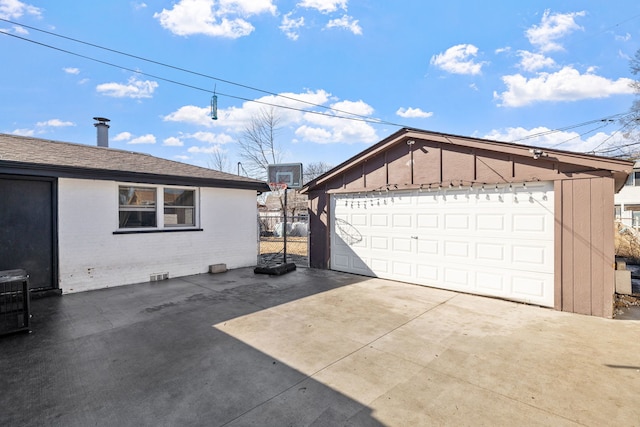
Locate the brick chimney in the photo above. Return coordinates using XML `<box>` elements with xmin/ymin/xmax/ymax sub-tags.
<box><xmin>93</xmin><ymin>117</ymin><xmax>110</xmax><ymax>147</ymax></box>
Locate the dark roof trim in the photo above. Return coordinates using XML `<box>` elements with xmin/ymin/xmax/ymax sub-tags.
<box><xmin>0</xmin><ymin>161</ymin><xmax>271</xmax><ymax>192</ymax></box>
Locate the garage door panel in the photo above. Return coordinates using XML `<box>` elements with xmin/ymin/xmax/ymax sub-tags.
<box><xmin>371</xmin><ymin>214</ymin><xmax>388</xmax><ymax>227</ymax></box>
<box><xmin>330</xmin><ymin>182</ymin><xmax>555</xmax><ymax>307</ymax></box>
<box><xmin>417</xmin><ymin>213</ymin><xmax>439</xmax><ymax>228</ymax></box>
<box><xmin>417</xmin><ymin>264</ymin><xmax>439</xmax><ymax>282</ymax></box>
<box><xmin>371</xmin><ymin>236</ymin><xmax>389</xmax><ymax>250</ymax></box>
<box><xmin>332</xmin><ymin>253</ymin><xmax>350</xmax><ymax>270</ymax></box>
<box><xmin>512</xmin><ymin>214</ymin><xmax>549</xmax><ymax>233</ymax></box>
<box><xmin>370</xmin><ymin>258</ymin><xmax>388</xmax><ymax>274</ymax></box>
<box><xmin>444</xmin><ymin>214</ymin><xmax>470</xmax><ymax>229</ymax></box>
<box><xmin>476</xmin><ymin>214</ymin><xmax>506</xmax><ymax>231</ymax></box>
<box><xmin>392</xmin><ymin>213</ymin><xmax>412</xmax><ymax>227</ymax></box>
<box><xmin>444</xmin><ymin>241</ymin><xmax>470</xmax><ymax>257</ymax></box>
<box><xmin>417</xmin><ymin>239</ymin><xmax>439</xmax><ymax>255</ymax></box>
<box><xmin>392</xmin><ymin>261</ymin><xmax>413</xmax><ymax>277</ymax></box>
<box><xmin>476</xmin><ymin>243</ymin><xmax>505</xmax><ymax>261</ymax></box>
<box><xmin>351</xmin><ymin>214</ymin><xmax>368</xmax><ymax>226</ymax></box>
<box><xmin>476</xmin><ymin>272</ymin><xmax>505</xmax><ymax>292</ymax></box>
<box><xmin>512</xmin><ymin>276</ymin><xmax>547</xmax><ymax>299</ymax></box>
<box><xmin>444</xmin><ymin>268</ymin><xmax>470</xmax><ymax>287</ymax></box>
<box><xmin>392</xmin><ymin>237</ymin><xmax>412</xmax><ymax>252</ymax></box>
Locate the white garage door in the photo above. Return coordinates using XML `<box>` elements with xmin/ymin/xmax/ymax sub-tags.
<box><xmin>330</xmin><ymin>181</ymin><xmax>555</xmax><ymax>307</ymax></box>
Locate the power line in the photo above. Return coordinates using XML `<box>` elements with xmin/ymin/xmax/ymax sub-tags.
<box><xmin>508</xmin><ymin>113</ymin><xmax>628</xmax><ymax>143</ymax></box>
<box><xmin>1</xmin><ymin>18</ymin><xmax>636</xmax><ymax>148</ymax></box>
<box><xmin>0</xmin><ymin>18</ymin><xmax>407</xmax><ymax>128</ymax></box>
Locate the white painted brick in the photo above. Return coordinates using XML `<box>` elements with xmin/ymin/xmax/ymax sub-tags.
<box><xmin>58</xmin><ymin>178</ymin><xmax>258</xmax><ymax>293</ymax></box>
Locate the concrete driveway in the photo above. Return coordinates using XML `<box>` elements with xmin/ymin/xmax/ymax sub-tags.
<box><xmin>1</xmin><ymin>267</ymin><xmax>639</xmax><ymax>426</ymax></box>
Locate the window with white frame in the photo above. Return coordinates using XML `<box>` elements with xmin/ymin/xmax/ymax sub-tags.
<box><xmin>118</xmin><ymin>185</ymin><xmax>198</xmax><ymax>230</ymax></box>
<box><xmin>119</xmin><ymin>186</ymin><xmax>157</xmax><ymax>228</ymax></box>
<box><xmin>163</xmin><ymin>188</ymin><xmax>195</xmax><ymax>227</ymax></box>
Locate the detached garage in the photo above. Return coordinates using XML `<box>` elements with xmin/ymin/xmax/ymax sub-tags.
<box><xmin>301</xmin><ymin>128</ymin><xmax>633</xmax><ymax>318</ymax></box>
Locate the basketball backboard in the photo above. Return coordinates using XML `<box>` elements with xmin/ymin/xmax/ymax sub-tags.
<box><xmin>267</xmin><ymin>163</ymin><xmax>303</xmax><ymax>189</ymax></box>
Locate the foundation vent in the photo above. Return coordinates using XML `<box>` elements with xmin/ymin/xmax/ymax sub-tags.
<box><xmin>150</xmin><ymin>272</ymin><xmax>169</xmax><ymax>282</ymax></box>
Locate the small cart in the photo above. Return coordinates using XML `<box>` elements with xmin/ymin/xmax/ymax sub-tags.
<box><xmin>0</xmin><ymin>269</ymin><xmax>31</xmax><ymax>336</ymax></box>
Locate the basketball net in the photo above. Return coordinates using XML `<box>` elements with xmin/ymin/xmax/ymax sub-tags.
<box><xmin>268</xmin><ymin>182</ymin><xmax>288</xmax><ymax>196</ymax></box>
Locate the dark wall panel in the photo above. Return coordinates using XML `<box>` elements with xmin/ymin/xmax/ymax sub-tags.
<box><xmin>0</xmin><ymin>177</ymin><xmax>56</xmax><ymax>290</ymax></box>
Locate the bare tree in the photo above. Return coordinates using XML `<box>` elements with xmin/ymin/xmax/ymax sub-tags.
<box><xmin>207</xmin><ymin>148</ymin><xmax>231</xmax><ymax>173</ymax></box>
<box><xmin>236</xmin><ymin>107</ymin><xmax>284</xmax><ymax>180</ymax></box>
<box><xmin>303</xmin><ymin>161</ymin><xmax>333</xmax><ymax>184</ymax></box>
<box><xmin>620</xmin><ymin>48</ymin><xmax>640</xmax><ymax>158</ymax></box>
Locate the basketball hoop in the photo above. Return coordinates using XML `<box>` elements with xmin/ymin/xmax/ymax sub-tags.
<box><xmin>268</xmin><ymin>182</ymin><xmax>288</xmax><ymax>197</ymax></box>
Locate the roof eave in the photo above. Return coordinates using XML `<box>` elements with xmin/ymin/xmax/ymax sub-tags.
<box><xmin>0</xmin><ymin>161</ymin><xmax>271</xmax><ymax>192</ymax></box>
<box><xmin>301</xmin><ymin>128</ymin><xmax>634</xmax><ymax>193</ymax></box>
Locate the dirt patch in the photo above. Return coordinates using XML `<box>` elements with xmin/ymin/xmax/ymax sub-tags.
<box><xmin>615</xmin><ymin>222</ymin><xmax>640</xmax><ymax>261</ymax></box>
<box><xmin>615</xmin><ymin>293</ymin><xmax>640</xmax><ymax>317</ymax></box>
<box><xmin>259</xmin><ymin>236</ymin><xmax>308</xmax><ymax>266</ymax></box>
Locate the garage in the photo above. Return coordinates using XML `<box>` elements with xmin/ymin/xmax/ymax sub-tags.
<box><xmin>331</xmin><ymin>181</ymin><xmax>555</xmax><ymax>307</ymax></box>
<box><xmin>302</xmin><ymin>128</ymin><xmax>633</xmax><ymax>318</ymax></box>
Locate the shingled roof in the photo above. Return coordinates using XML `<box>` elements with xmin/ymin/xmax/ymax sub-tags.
<box><xmin>0</xmin><ymin>133</ymin><xmax>269</xmax><ymax>191</ymax></box>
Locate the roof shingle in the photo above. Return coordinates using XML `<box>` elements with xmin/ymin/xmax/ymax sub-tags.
<box><xmin>0</xmin><ymin>133</ymin><xmax>269</xmax><ymax>191</ymax></box>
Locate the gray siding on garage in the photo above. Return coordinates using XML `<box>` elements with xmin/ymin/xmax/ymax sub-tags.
<box><xmin>303</xmin><ymin>128</ymin><xmax>632</xmax><ymax>318</ymax></box>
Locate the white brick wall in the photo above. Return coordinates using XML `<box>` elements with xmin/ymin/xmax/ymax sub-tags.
<box><xmin>58</xmin><ymin>178</ymin><xmax>258</xmax><ymax>293</ymax></box>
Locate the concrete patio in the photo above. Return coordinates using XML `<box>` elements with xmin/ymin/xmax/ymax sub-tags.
<box><xmin>1</xmin><ymin>267</ymin><xmax>639</xmax><ymax>426</ymax></box>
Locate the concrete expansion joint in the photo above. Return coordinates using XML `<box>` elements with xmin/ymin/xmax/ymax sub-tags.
<box><xmin>220</xmin><ymin>294</ymin><xmax>461</xmax><ymax>425</ymax></box>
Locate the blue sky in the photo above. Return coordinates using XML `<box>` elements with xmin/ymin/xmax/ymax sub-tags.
<box><xmin>1</xmin><ymin>0</ymin><xmax>639</xmax><ymax>176</ymax></box>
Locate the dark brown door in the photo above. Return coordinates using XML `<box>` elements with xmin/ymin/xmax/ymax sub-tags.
<box><xmin>0</xmin><ymin>176</ymin><xmax>56</xmax><ymax>291</ymax></box>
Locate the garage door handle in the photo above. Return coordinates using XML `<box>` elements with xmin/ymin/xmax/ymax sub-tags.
<box><xmin>411</xmin><ymin>236</ymin><xmax>418</xmax><ymax>239</ymax></box>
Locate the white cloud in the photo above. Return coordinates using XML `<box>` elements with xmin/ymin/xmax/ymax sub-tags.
<box><xmin>163</xmin><ymin>89</ymin><xmax>332</xmax><ymax>130</ymax></box>
<box><xmin>163</xmin><ymin>136</ymin><xmax>183</xmax><ymax>146</ymax></box>
<box><xmin>0</xmin><ymin>0</ymin><xmax>42</xmax><ymax>20</ymax></box>
<box><xmin>525</xmin><ymin>10</ymin><xmax>585</xmax><ymax>52</ymax></box>
<box><xmin>63</xmin><ymin>67</ymin><xmax>80</xmax><ymax>75</ymax></box>
<box><xmin>12</xmin><ymin>25</ymin><xmax>27</xmax><ymax>34</ymax></box>
<box><xmin>163</xmin><ymin>105</ymin><xmax>214</xmax><ymax>127</ymax></box>
<box><xmin>153</xmin><ymin>0</ymin><xmax>276</xmax><ymax>39</ymax></box>
<box><xmin>619</xmin><ymin>49</ymin><xmax>632</xmax><ymax>60</ymax></box>
<box><xmin>11</xmin><ymin>128</ymin><xmax>34</xmax><ymax>136</ymax></box>
<box><xmin>280</xmin><ymin>12</ymin><xmax>304</xmax><ymax>40</ymax></box>
<box><xmin>330</xmin><ymin>99</ymin><xmax>373</xmax><ymax>116</ymax></box>
<box><xmin>396</xmin><ymin>107</ymin><xmax>433</xmax><ymax>119</ymax></box>
<box><xmin>163</xmin><ymin>89</ymin><xmax>378</xmax><ymax>144</ymax></box>
<box><xmin>218</xmin><ymin>0</ymin><xmax>276</xmax><ymax>16</ymax></box>
<box><xmin>133</xmin><ymin>2</ymin><xmax>147</xmax><ymax>10</ymax></box>
<box><xmin>96</xmin><ymin>77</ymin><xmax>158</xmax><ymax>99</ymax></box>
<box><xmin>494</xmin><ymin>66</ymin><xmax>635</xmax><ymax>107</ymax></box>
<box><xmin>325</xmin><ymin>14</ymin><xmax>361</xmax><ymax>35</ymax></box>
<box><xmin>615</xmin><ymin>32</ymin><xmax>631</xmax><ymax>42</ymax></box>
<box><xmin>517</xmin><ymin>50</ymin><xmax>556</xmax><ymax>72</ymax></box>
<box><xmin>484</xmin><ymin>126</ymin><xmax>629</xmax><ymax>153</ymax></box>
<box><xmin>298</xmin><ymin>0</ymin><xmax>347</xmax><ymax>14</ymax></box>
<box><xmin>113</xmin><ymin>132</ymin><xmax>132</xmax><ymax>141</ymax></box>
<box><xmin>430</xmin><ymin>44</ymin><xmax>485</xmax><ymax>75</ymax></box>
<box><xmin>36</xmin><ymin>119</ymin><xmax>75</xmax><ymax>127</ymax></box>
<box><xmin>78</xmin><ymin>78</ymin><xmax>90</xmax><ymax>85</ymax></box>
<box><xmin>495</xmin><ymin>47</ymin><xmax>511</xmax><ymax>54</ymax></box>
<box><xmin>187</xmin><ymin>145</ymin><xmax>223</xmax><ymax>154</ymax></box>
<box><xmin>129</xmin><ymin>134</ymin><xmax>156</xmax><ymax>144</ymax></box>
<box><xmin>296</xmin><ymin>100</ymin><xmax>378</xmax><ymax>144</ymax></box>
<box><xmin>174</xmin><ymin>155</ymin><xmax>190</xmax><ymax>161</ymax></box>
<box><xmin>188</xmin><ymin>131</ymin><xmax>234</xmax><ymax>144</ymax></box>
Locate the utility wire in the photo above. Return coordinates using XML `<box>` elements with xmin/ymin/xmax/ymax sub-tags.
<box><xmin>0</xmin><ymin>18</ymin><xmax>406</xmax><ymax>127</ymax></box>
<box><xmin>547</xmin><ymin>120</ymin><xmax>615</xmax><ymax>148</ymax></box>
<box><xmin>0</xmin><ymin>30</ymin><xmax>400</xmax><ymax>126</ymax></box>
<box><xmin>508</xmin><ymin>114</ymin><xmax>628</xmax><ymax>143</ymax></box>
<box><xmin>1</xmin><ymin>19</ymin><xmax>636</xmax><ymax>145</ymax></box>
